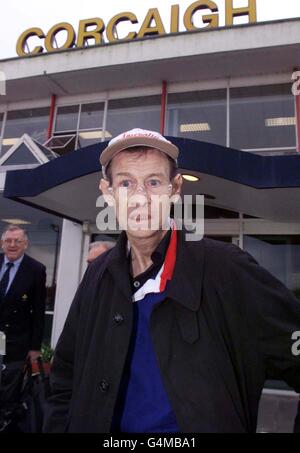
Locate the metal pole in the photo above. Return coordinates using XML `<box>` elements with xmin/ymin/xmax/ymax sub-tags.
<box><xmin>160</xmin><ymin>81</ymin><xmax>167</xmax><ymax>135</ymax></box>
<box><xmin>226</xmin><ymin>79</ymin><xmax>230</xmax><ymax>148</ymax></box>
<box><xmin>47</xmin><ymin>94</ymin><xmax>57</xmax><ymax>140</ymax></box>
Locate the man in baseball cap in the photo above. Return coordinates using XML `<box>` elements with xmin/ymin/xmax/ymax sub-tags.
<box><xmin>45</xmin><ymin>128</ymin><xmax>300</xmax><ymax>434</ymax></box>
<box><xmin>99</xmin><ymin>128</ymin><xmax>182</xmax><ymax>242</ymax></box>
<box><xmin>100</xmin><ymin>128</ymin><xmax>179</xmax><ymax>178</ymax></box>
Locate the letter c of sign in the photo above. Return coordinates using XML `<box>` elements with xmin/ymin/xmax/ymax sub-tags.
<box><xmin>16</xmin><ymin>28</ymin><xmax>45</xmax><ymax>57</ymax></box>
<box><xmin>106</xmin><ymin>12</ymin><xmax>138</xmax><ymax>42</ymax></box>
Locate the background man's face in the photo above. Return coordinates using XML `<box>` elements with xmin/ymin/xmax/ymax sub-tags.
<box><xmin>104</xmin><ymin>149</ymin><xmax>180</xmax><ymax>239</ymax></box>
<box><xmin>87</xmin><ymin>244</ymin><xmax>109</xmax><ymax>264</ymax></box>
<box><xmin>1</xmin><ymin>229</ymin><xmax>28</xmax><ymax>261</ymax></box>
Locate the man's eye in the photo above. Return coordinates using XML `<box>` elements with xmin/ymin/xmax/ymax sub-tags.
<box><xmin>120</xmin><ymin>180</ymin><xmax>132</xmax><ymax>188</ymax></box>
<box><xmin>148</xmin><ymin>179</ymin><xmax>161</xmax><ymax>187</ymax></box>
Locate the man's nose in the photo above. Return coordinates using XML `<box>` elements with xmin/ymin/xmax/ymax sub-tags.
<box><xmin>135</xmin><ymin>184</ymin><xmax>147</xmax><ymax>194</ymax></box>
<box><xmin>129</xmin><ymin>191</ymin><xmax>149</xmax><ymax>207</ymax></box>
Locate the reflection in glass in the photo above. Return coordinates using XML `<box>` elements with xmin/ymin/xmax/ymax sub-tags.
<box><xmin>166</xmin><ymin>90</ymin><xmax>227</xmax><ymax>146</ymax></box>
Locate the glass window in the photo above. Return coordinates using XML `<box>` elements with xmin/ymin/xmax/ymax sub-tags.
<box><xmin>78</xmin><ymin>102</ymin><xmax>105</xmax><ymax>148</ymax></box>
<box><xmin>106</xmin><ymin>96</ymin><xmax>161</xmax><ymax>138</ymax></box>
<box><xmin>79</xmin><ymin>102</ymin><xmax>104</xmax><ymax>130</ymax></box>
<box><xmin>2</xmin><ymin>107</ymin><xmax>50</xmax><ymax>155</ymax></box>
<box><xmin>244</xmin><ymin>234</ymin><xmax>300</xmax><ymax>391</ymax></box>
<box><xmin>166</xmin><ymin>90</ymin><xmax>227</xmax><ymax>146</ymax></box>
<box><xmin>244</xmin><ymin>235</ymin><xmax>300</xmax><ymax>298</ymax></box>
<box><xmin>0</xmin><ymin>195</ymin><xmax>63</xmax><ymax>344</ymax></box>
<box><xmin>55</xmin><ymin>105</ymin><xmax>79</xmax><ymax>132</ymax></box>
<box><xmin>54</xmin><ymin>103</ymin><xmax>105</xmax><ymax>149</ymax></box>
<box><xmin>230</xmin><ymin>84</ymin><xmax>296</xmax><ymax>152</ymax></box>
<box><xmin>3</xmin><ymin>143</ymin><xmax>40</xmax><ymax>165</ymax></box>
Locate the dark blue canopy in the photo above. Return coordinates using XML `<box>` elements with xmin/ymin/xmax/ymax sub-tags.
<box><xmin>3</xmin><ymin>137</ymin><xmax>300</xmax><ymax>223</ymax></box>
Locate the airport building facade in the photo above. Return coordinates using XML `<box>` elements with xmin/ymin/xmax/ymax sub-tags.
<box><xmin>0</xmin><ymin>6</ymin><xmax>300</xmax><ymax>428</ymax></box>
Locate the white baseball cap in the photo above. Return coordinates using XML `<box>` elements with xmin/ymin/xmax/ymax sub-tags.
<box><xmin>100</xmin><ymin>128</ymin><xmax>179</xmax><ymax>176</ymax></box>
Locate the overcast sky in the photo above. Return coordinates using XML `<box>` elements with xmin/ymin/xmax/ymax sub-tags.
<box><xmin>0</xmin><ymin>0</ymin><xmax>299</xmax><ymax>60</ymax></box>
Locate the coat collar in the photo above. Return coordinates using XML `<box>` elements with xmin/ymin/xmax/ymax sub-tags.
<box><xmin>106</xmin><ymin>229</ymin><xmax>205</xmax><ymax>312</ymax></box>
<box><xmin>106</xmin><ymin>231</ymin><xmax>133</xmax><ymax>302</ymax></box>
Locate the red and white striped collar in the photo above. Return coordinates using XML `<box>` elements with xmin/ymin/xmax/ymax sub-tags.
<box><xmin>128</xmin><ymin>221</ymin><xmax>178</xmax><ymax>302</ymax></box>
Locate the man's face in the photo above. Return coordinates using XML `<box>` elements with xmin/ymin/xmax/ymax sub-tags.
<box><xmin>1</xmin><ymin>229</ymin><xmax>28</xmax><ymax>261</ymax></box>
<box><xmin>100</xmin><ymin>149</ymin><xmax>182</xmax><ymax>239</ymax></box>
<box><xmin>87</xmin><ymin>244</ymin><xmax>109</xmax><ymax>264</ymax></box>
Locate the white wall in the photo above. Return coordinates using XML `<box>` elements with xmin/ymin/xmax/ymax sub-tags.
<box><xmin>51</xmin><ymin>219</ymin><xmax>84</xmax><ymax>347</ymax></box>
<box><xmin>0</xmin><ymin>172</ymin><xmax>6</xmax><ymax>190</ymax></box>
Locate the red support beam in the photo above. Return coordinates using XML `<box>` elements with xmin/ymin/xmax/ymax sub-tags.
<box><xmin>47</xmin><ymin>94</ymin><xmax>57</xmax><ymax>140</ymax></box>
<box><xmin>160</xmin><ymin>81</ymin><xmax>167</xmax><ymax>135</ymax></box>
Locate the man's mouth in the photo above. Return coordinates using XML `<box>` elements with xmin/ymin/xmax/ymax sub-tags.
<box><xmin>135</xmin><ymin>214</ymin><xmax>150</xmax><ymax>222</ymax></box>
<box><xmin>130</xmin><ymin>213</ymin><xmax>151</xmax><ymax>223</ymax></box>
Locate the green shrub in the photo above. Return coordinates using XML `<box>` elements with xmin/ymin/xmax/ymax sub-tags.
<box><xmin>41</xmin><ymin>343</ymin><xmax>54</xmax><ymax>362</ymax></box>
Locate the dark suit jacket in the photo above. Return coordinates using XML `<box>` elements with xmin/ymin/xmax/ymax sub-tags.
<box><xmin>294</xmin><ymin>399</ymin><xmax>300</xmax><ymax>433</ymax></box>
<box><xmin>44</xmin><ymin>231</ymin><xmax>300</xmax><ymax>433</ymax></box>
<box><xmin>0</xmin><ymin>253</ymin><xmax>46</xmax><ymax>362</ymax></box>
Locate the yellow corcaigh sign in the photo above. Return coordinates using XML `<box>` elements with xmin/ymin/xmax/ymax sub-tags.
<box><xmin>16</xmin><ymin>0</ymin><xmax>257</xmax><ymax>57</ymax></box>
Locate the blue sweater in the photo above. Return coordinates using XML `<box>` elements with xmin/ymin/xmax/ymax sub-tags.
<box><xmin>111</xmin><ymin>286</ymin><xmax>179</xmax><ymax>433</ymax></box>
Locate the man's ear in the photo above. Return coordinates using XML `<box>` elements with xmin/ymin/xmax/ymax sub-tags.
<box><xmin>170</xmin><ymin>174</ymin><xmax>183</xmax><ymax>203</ymax></box>
<box><xmin>99</xmin><ymin>178</ymin><xmax>115</xmax><ymax>207</ymax></box>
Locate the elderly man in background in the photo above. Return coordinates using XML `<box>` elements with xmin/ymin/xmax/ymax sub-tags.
<box><xmin>0</xmin><ymin>224</ymin><xmax>46</xmax><ymax>365</ymax></box>
<box><xmin>86</xmin><ymin>239</ymin><xmax>116</xmax><ymax>264</ymax></box>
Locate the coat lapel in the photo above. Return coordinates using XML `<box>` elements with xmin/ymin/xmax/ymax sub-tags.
<box><xmin>106</xmin><ymin>232</ymin><xmax>132</xmax><ymax>303</ymax></box>
<box><xmin>166</xmin><ymin>229</ymin><xmax>204</xmax><ymax>312</ymax></box>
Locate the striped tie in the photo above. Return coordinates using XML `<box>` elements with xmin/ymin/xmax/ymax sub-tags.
<box><xmin>0</xmin><ymin>262</ymin><xmax>14</xmax><ymax>303</ymax></box>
